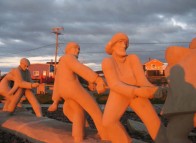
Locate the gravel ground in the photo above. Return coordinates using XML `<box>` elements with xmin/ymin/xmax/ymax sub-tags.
<box><xmin>0</xmin><ymin>130</ymin><xmax>32</xmax><ymax>143</ymax></box>
<box><xmin>0</xmin><ymin>107</ymin><xmax>196</xmax><ymax>143</ymax></box>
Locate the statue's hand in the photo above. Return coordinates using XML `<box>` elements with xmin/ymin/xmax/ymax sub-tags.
<box><xmin>95</xmin><ymin>77</ymin><xmax>107</xmax><ymax>94</ymax></box>
<box><xmin>135</xmin><ymin>86</ymin><xmax>158</xmax><ymax>99</ymax></box>
<box><xmin>31</xmin><ymin>83</ymin><xmax>39</xmax><ymax>88</ymax></box>
<box><xmin>153</xmin><ymin>86</ymin><xmax>168</xmax><ymax>100</ymax></box>
<box><xmin>88</xmin><ymin>83</ymin><xmax>96</xmax><ymax>91</ymax></box>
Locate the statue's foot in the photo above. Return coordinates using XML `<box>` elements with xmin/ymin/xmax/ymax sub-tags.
<box><xmin>74</xmin><ymin>136</ymin><xmax>83</xmax><ymax>143</ymax></box>
<box><xmin>85</xmin><ymin>119</ymin><xmax>90</xmax><ymax>127</ymax></box>
<box><xmin>17</xmin><ymin>103</ymin><xmax>23</xmax><ymax>108</ymax></box>
<box><xmin>48</xmin><ymin>103</ymin><xmax>58</xmax><ymax>112</ymax></box>
<box><xmin>36</xmin><ymin>114</ymin><xmax>43</xmax><ymax>118</ymax></box>
<box><xmin>2</xmin><ymin>108</ymin><xmax>7</xmax><ymax>111</ymax></box>
<box><xmin>98</xmin><ymin>131</ymin><xmax>110</xmax><ymax>141</ymax></box>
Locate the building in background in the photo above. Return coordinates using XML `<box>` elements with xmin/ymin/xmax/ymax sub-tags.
<box><xmin>28</xmin><ymin>63</ymin><xmax>55</xmax><ymax>84</ymax></box>
<box><xmin>143</xmin><ymin>58</ymin><xmax>168</xmax><ymax>85</ymax></box>
<box><xmin>144</xmin><ymin>59</ymin><xmax>165</xmax><ymax>76</ymax></box>
<box><xmin>27</xmin><ymin>59</ymin><xmax>168</xmax><ymax>94</ymax></box>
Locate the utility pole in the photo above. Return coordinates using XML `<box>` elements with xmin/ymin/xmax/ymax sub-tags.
<box><xmin>52</xmin><ymin>27</ymin><xmax>64</xmax><ymax>75</ymax></box>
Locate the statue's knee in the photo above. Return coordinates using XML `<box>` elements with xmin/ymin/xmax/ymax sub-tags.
<box><xmin>102</xmin><ymin>119</ymin><xmax>114</xmax><ymax>128</ymax></box>
<box><xmin>33</xmin><ymin>103</ymin><xmax>41</xmax><ymax>111</ymax></box>
<box><xmin>74</xmin><ymin>110</ymin><xmax>85</xmax><ymax>122</ymax></box>
<box><xmin>25</xmin><ymin>89</ymin><xmax>31</xmax><ymax>94</ymax></box>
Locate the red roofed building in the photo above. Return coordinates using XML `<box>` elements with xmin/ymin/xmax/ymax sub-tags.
<box><xmin>144</xmin><ymin>59</ymin><xmax>165</xmax><ymax>76</ymax></box>
<box><xmin>28</xmin><ymin>63</ymin><xmax>54</xmax><ymax>84</ymax></box>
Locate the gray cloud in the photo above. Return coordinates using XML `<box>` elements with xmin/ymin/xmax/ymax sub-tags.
<box><xmin>0</xmin><ymin>0</ymin><xmax>196</xmax><ymax>73</ymax></box>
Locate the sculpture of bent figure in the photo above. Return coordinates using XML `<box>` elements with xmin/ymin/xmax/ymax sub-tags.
<box><xmin>161</xmin><ymin>37</ymin><xmax>196</xmax><ymax>143</ymax></box>
<box><xmin>102</xmin><ymin>32</ymin><xmax>167</xmax><ymax>143</ymax></box>
<box><xmin>0</xmin><ymin>68</ymin><xmax>39</xmax><ymax>111</ymax></box>
<box><xmin>3</xmin><ymin>58</ymin><xmax>42</xmax><ymax>117</ymax></box>
<box><xmin>48</xmin><ymin>42</ymin><xmax>108</xmax><ymax>142</ymax></box>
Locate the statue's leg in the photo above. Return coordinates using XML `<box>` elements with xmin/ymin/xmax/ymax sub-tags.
<box><xmin>129</xmin><ymin>97</ymin><xmax>168</xmax><ymax>143</ymax></box>
<box><xmin>3</xmin><ymin>97</ymin><xmax>11</xmax><ymax>111</ymax></box>
<box><xmin>63</xmin><ymin>99</ymin><xmax>85</xmax><ymax>142</ymax></box>
<box><xmin>7</xmin><ymin>88</ymin><xmax>23</xmax><ymax>112</ymax></box>
<box><xmin>1</xmin><ymin>88</ymin><xmax>12</xmax><ymax>111</ymax></box>
<box><xmin>48</xmin><ymin>97</ymin><xmax>59</xmax><ymax>112</ymax></box>
<box><xmin>167</xmin><ymin>113</ymin><xmax>194</xmax><ymax>143</ymax></box>
<box><xmin>48</xmin><ymin>88</ymin><xmax>61</xmax><ymax>112</ymax></box>
<box><xmin>25</xmin><ymin>89</ymin><xmax>42</xmax><ymax>117</ymax></box>
<box><xmin>194</xmin><ymin>113</ymin><xmax>196</xmax><ymax>127</ymax></box>
<box><xmin>71</xmin><ymin>89</ymin><xmax>109</xmax><ymax>140</ymax></box>
<box><xmin>102</xmin><ymin>92</ymin><xmax>131</xmax><ymax>143</ymax></box>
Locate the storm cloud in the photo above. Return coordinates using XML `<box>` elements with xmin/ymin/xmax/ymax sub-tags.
<box><xmin>0</xmin><ymin>0</ymin><xmax>195</xmax><ymax>73</ymax></box>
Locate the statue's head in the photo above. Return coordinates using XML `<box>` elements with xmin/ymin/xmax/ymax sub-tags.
<box><xmin>65</xmin><ymin>42</ymin><xmax>80</xmax><ymax>58</ymax></box>
<box><xmin>165</xmin><ymin>46</ymin><xmax>189</xmax><ymax>66</ymax></box>
<box><xmin>189</xmin><ymin>37</ymin><xmax>196</xmax><ymax>49</ymax></box>
<box><xmin>105</xmin><ymin>32</ymin><xmax>129</xmax><ymax>56</ymax></box>
<box><xmin>20</xmin><ymin>58</ymin><xmax>30</xmax><ymax>71</ymax></box>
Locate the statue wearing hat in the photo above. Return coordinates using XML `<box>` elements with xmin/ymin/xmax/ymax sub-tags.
<box><xmin>102</xmin><ymin>32</ymin><xmax>167</xmax><ymax>143</ymax></box>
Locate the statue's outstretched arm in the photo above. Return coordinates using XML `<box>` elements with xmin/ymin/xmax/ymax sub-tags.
<box><xmin>66</xmin><ymin>55</ymin><xmax>98</xmax><ymax>83</ymax></box>
<box><xmin>130</xmin><ymin>55</ymin><xmax>154</xmax><ymax>87</ymax></box>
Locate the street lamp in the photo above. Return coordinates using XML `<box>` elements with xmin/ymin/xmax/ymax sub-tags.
<box><xmin>52</xmin><ymin>27</ymin><xmax>64</xmax><ymax>75</ymax></box>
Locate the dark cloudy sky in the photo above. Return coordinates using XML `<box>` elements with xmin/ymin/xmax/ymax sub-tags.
<box><xmin>0</xmin><ymin>0</ymin><xmax>195</xmax><ymax>74</ymax></box>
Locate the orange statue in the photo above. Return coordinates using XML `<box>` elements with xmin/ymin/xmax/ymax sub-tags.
<box><xmin>0</xmin><ymin>68</ymin><xmax>38</xmax><ymax>111</ymax></box>
<box><xmin>48</xmin><ymin>42</ymin><xmax>108</xmax><ymax>142</ymax></box>
<box><xmin>102</xmin><ymin>33</ymin><xmax>167</xmax><ymax>143</ymax></box>
<box><xmin>161</xmin><ymin>37</ymin><xmax>196</xmax><ymax>143</ymax></box>
<box><xmin>2</xmin><ymin>58</ymin><xmax>42</xmax><ymax>117</ymax></box>
<box><xmin>0</xmin><ymin>69</ymin><xmax>20</xmax><ymax>111</ymax></box>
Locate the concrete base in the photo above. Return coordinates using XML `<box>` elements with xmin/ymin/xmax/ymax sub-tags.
<box><xmin>0</xmin><ymin>109</ymin><xmax>107</xmax><ymax>143</ymax></box>
<box><xmin>127</xmin><ymin>119</ymin><xmax>148</xmax><ymax>135</ymax></box>
<box><xmin>0</xmin><ymin>108</ymin><xmax>147</xmax><ymax>143</ymax></box>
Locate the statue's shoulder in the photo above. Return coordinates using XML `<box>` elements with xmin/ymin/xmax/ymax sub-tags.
<box><xmin>10</xmin><ymin>68</ymin><xmax>17</xmax><ymax>72</ymax></box>
<box><xmin>102</xmin><ymin>57</ymin><xmax>115</xmax><ymax>71</ymax></box>
<box><xmin>58</xmin><ymin>55</ymin><xmax>71</xmax><ymax>63</ymax></box>
<box><xmin>63</xmin><ymin>54</ymin><xmax>77</xmax><ymax>61</ymax></box>
<box><xmin>126</xmin><ymin>54</ymin><xmax>139</xmax><ymax>61</ymax></box>
<box><xmin>102</xmin><ymin>57</ymin><xmax>113</xmax><ymax>65</ymax></box>
<box><xmin>11</xmin><ymin>67</ymin><xmax>19</xmax><ymax>73</ymax></box>
<box><xmin>165</xmin><ymin>46</ymin><xmax>189</xmax><ymax>65</ymax></box>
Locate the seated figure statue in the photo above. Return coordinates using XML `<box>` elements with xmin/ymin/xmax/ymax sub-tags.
<box><xmin>0</xmin><ymin>68</ymin><xmax>39</xmax><ymax>111</ymax></box>
<box><xmin>2</xmin><ymin>58</ymin><xmax>42</xmax><ymax>117</ymax></box>
<box><xmin>101</xmin><ymin>32</ymin><xmax>167</xmax><ymax>143</ymax></box>
<box><xmin>161</xmin><ymin>37</ymin><xmax>196</xmax><ymax>143</ymax></box>
<box><xmin>48</xmin><ymin>42</ymin><xmax>108</xmax><ymax>142</ymax></box>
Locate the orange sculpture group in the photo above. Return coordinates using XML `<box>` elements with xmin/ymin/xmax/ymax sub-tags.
<box><xmin>0</xmin><ymin>33</ymin><xmax>195</xmax><ymax>143</ymax></box>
